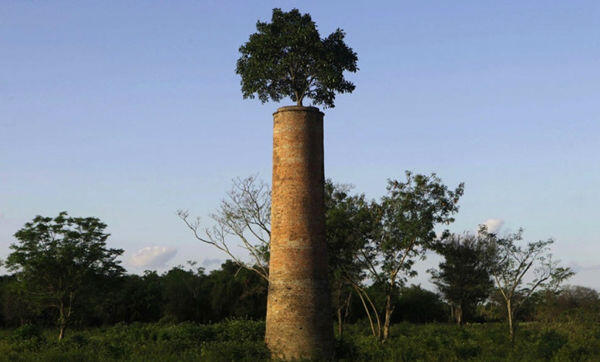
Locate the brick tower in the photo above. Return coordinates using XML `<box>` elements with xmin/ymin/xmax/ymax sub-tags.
<box><xmin>265</xmin><ymin>106</ymin><xmax>333</xmax><ymax>360</ymax></box>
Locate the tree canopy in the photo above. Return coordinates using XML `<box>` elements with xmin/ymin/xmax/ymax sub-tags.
<box><xmin>236</xmin><ymin>8</ymin><xmax>358</xmax><ymax>108</ymax></box>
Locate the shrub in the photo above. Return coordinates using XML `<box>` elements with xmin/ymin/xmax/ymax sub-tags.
<box><xmin>200</xmin><ymin>340</ymin><xmax>269</xmax><ymax>361</ymax></box>
<box><xmin>537</xmin><ymin>329</ymin><xmax>568</xmax><ymax>359</ymax></box>
<box><xmin>11</xmin><ymin>324</ymin><xmax>42</xmax><ymax>341</ymax></box>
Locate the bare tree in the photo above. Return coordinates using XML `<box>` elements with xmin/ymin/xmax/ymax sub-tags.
<box><xmin>178</xmin><ymin>175</ymin><xmax>270</xmax><ymax>281</ymax></box>
<box><xmin>484</xmin><ymin>227</ymin><xmax>574</xmax><ymax>340</ymax></box>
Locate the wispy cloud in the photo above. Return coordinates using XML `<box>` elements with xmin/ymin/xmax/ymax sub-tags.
<box><xmin>482</xmin><ymin>218</ymin><xmax>504</xmax><ymax>233</ymax></box>
<box><xmin>568</xmin><ymin>262</ymin><xmax>600</xmax><ymax>273</ymax></box>
<box><xmin>130</xmin><ymin>246</ymin><xmax>177</xmax><ymax>268</ymax></box>
<box><xmin>202</xmin><ymin>258</ymin><xmax>224</xmax><ymax>268</ymax></box>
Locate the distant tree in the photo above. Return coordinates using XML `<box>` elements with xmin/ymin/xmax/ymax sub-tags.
<box><xmin>535</xmin><ymin>285</ymin><xmax>600</xmax><ymax>323</ymax></box>
<box><xmin>161</xmin><ymin>263</ymin><xmax>210</xmax><ymax>323</ymax></box>
<box><xmin>393</xmin><ymin>285</ymin><xmax>448</xmax><ymax>324</ymax></box>
<box><xmin>430</xmin><ymin>232</ymin><xmax>495</xmax><ymax>325</ymax></box>
<box><xmin>557</xmin><ymin>285</ymin><xmax>599</xmax><ymax>309</ymax></box>
<box><xmin>5</xmin><ymin>212</ymin><xmax>124</xmax><ymax>340</ymax></box>
<box><xmin>236</xmin><ymin>8</ymin><xmax>358</xmax><ymax>108</ymax></box>
<box><xmin>110</xmin><ymin>271</ymin><xmax>164</xmax><ymax>323</ymax></box>
<box><xmin>207</xmin><ymin>260</ymin><xmax>268</xmax><ymax>321</ymax></box>
<box><xmin>361</xmin><ymin>172</ymin><xmax>464</xmax><ymax>340</ymax></box>
<box><xmin>484</xmin><ymin>227</ymin><xmax>574</xmax><ymax>340</ymax></box>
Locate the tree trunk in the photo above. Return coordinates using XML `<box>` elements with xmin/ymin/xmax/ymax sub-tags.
<box><xmin>456</xmin><ymin>304</ymin><xmax>463</xmax><ymax>326</ymax></box>
<box><xmin>382</xmin><ymin>293</ymin><xmax>393</xmax><ymax>341</ymax></box>
<box><xmin>354</xmin><ymin>285</ymin><xmax>377</xmax><ymax>337</ymax></box>
<box><xmin>58</xmin><ymin>304</ymin><xmax>66</xmax><ymax>341</ymax></box>
<box><xmin>507</xmin><ymin>300</ymin><xmax>514</xmax><ymax>342</ymax></box>
<box><xmin>58</xmin><ymin>323</ymin><xmax>66</xmax><ymax>341</ymax></box>
<box><xmin>337</xmin><ymin>306</ymin><xmax>343</xmax><ymax>337</ymax></box>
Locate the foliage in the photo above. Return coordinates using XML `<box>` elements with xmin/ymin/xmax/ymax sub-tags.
<box><xmin>0</xmin><ymin>260</ymin><xmax>268</xmax><ymax>329</ymax></box>
<box><xmin>393</xmin><ymin>285</ymin><xmax>448</xmax><ymax>324</ymax></box>
<box><xmin>178</xmin><ymin>172</ymin><xmax>464</xmax><ymax>340</ymax></box>
<box><xmin>535</xmin><ymin>285</ymin><xmax>600</xmax><ymax>323</ymax></box>
<box><xmin>205</xmin><ymin>261</ymin><xmax>267</xmax><ymax>321</ymax></box>
<box><xmin>430</xmin><ymin>232</ymin><xmax>495</xmax><ymax>324</ymax></box>
<box><xmin>0</xmin><ymin>320</ymin><xmax>598</xmax><ymax>361</ymax></box>
<box><xmin>236</xmin><ymin>8</ymin><xmax>358</xmax><ymax>108</ymax></box>
<box><xmin>4</xmin><ymin>212</ymin><xmax>124</xmax><ymax>340</ymax></box>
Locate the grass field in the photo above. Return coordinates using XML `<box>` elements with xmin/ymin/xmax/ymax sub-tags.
<box><xmin>1</xmin><ymin>319</ymin><xmax>598</xmax><ymax>361</ymax></box>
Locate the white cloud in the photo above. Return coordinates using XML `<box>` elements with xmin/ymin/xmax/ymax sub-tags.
<box><xmin>482</xmin><ymin>218</ymin><xmax>504</xmax><ymax>233</ymax></box>
<box><xmin>130</xmin><ymin>246</ymin><xmax>177</xmax><ymax>268</ymax></box>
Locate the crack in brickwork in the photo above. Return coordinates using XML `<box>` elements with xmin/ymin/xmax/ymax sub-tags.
<box><xmin>265</xmin><ymin>106</ymin><xmax>334</xmax><ymax>360</ymax></box>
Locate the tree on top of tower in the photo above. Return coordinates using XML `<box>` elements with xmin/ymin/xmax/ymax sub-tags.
<box><xmin>235</xmin><ymin>8</ymin><xmax>358</xmax><ymax>108</ymax></box>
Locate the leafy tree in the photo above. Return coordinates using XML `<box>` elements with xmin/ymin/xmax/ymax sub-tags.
<box><xmin>236</xmin><ymin>8</ymin><xmax>358</xmax><ymax>108</ymax></box>
<box><xmin>5</xmin><ymin>212</ymin><xmax>124</xmax><ymax>340</ymax></box>
<box><xmin>361</xmin><ymin>172</ymin><xmax>464</xmax><ymax>340</ymax></box>
<box><xmin>430</xmin><ymin>232</ymin><xmax>495</xmax><ymax>325</ymax></box>
<box><xmin>484</xmin><ymin>227</ymin><xmax>574</xmax><ymax>340</ymax></box>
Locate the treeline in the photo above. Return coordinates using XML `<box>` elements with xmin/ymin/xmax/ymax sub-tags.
<box><xmin>1</xmin><ymin>172</ymin><xmax>596</xmax><ymax>342</ymax></box>
<box><xmin>1</xmin><ymin>258</ymin><xmax>597</xmax><ymax>330</ymax></box>
<box><xmin>0</xmin><ymin>260</ymin><xmax>266</xmax><ymax>328</ymax></box>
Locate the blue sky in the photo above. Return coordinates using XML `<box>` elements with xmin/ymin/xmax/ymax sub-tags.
<box><xmin>1</xmin><ymin>1</ymin><xmax>599</xmax><ymax>289</ymax></box>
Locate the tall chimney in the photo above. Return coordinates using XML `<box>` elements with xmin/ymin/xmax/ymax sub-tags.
<box><xmin>265</xmin><ymin>106</ymin><xmax>333</xmax><ymax>360</ymax></box>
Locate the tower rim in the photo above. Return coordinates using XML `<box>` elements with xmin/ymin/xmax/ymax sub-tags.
<box><xmin>273</xmin><ymin>106</ymin><xmax>323</xmax><ymax>116</ymax></box>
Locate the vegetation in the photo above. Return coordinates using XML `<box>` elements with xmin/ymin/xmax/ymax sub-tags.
<box><xmin>484</xmin><ymin>227</ymin><xmax>574</xmax><ymax>340</ymax></box>
<box><xmin>1</xmin><ymin>173</ymin><xmax>589</xmax><ymax>360</ymax></box>
<box><xmin>0</xmin><ymin>319</ymin><xmax>599</xmax><ymax>361</ymax></box>
<box><xmin>0</xmin><ymin>261</ymin><xmax>267</xmax><ymax>331</ymax></box>
<box><xmin>3</xmin><ymin>213</ymin><xmax>124</xmax><ymax>340</ymax></box>
<box><xmin>235</xmin><ymin>8</ymin><xmax>358</xmax><ymax>108</ymax></box>
<box><xmin>430</xmin><ymin>232</ymin><xmax>495</xmax><ymax>325</ymax></box>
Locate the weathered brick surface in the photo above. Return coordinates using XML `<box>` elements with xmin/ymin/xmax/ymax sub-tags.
<box><xmin>265</xmin><ymin>106</ymin><xmax>334</xmax><ymax>360</ymax></box>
